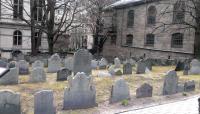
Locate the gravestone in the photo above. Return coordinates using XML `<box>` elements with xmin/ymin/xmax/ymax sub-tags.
<box><xmin>64</xmin><ymin>57</ymin><xmax>74</xmax><ymax>71</ymax></box>
<box><xmin>110</xmin><ymin>79</ymin><xmax>130</xmax><ymax>103</ymax></box>
<box><xmin>99</xmin><ymin>58</ymin><xmax>108</xmax><ymax>69</ymax></box>
<box><xmin>91</xmin><ymin>60</ymin><xmax>98</xmax><ymax>69</ymax></box>
<box><xmin>114</xmin><ymin>57</ymin><xmax>121</xmax><ymax>68</ymax></box>
<box><xmin>73</xmin><ymin>49</ymin><xmax>92</xmax><ymax>75</ymax></box>
<box><xmin>162</xmin><ymin>70</ymin><xmax>178</xmax><ymax>95</ymax></box>
<box><xmin>34</xmin><ymin>90</ymin><xmax>56</xmax><ymax>114</ymax></box>
<box><xmin>0</xmin><ymin>68</ymin><xmax>18</xmax><ymax>85</ymax></box>
<box><xmin>0</xmin><ymin>60</ymin><xmax>8</xmax><ymax>68</ymax></box>
<box><xmin>136</xmin><ymin>83</ymin><xmax>153</xmax><ymax>98</ymax></box>
<box><xmin>8</xmin><ymin>61</ymin><xmax>17</xmax><ymax>68</ymax></box>
<box><xmin>184</xmin><ymin>80</ymin><xmax>195</xmax><ymax>92</ymax></box>
<box><xmin>177</xmin><ymin>83</ymin><xmax>184</xmax><ymax>93</ymax></box>
<box><xmin>136</xmin><ymin>60</ymin><xmax>146</xmax><ymax>74</ymax></box>
<box><xmin>32</xmin><ymin>60</ymin><xmax>44</xmax><ymax>69</ymax></box>
<box><xmin>57</xmin><ymin>68</ymin><xmax>71</xmax><ymax>81</ymax></box>
<box><xmin>63</xmin><ymin>72</ymin><xmax>97</xmax><ymax>110</ymax></box>
<box><xmin>183</xmin><ymin>64</ymin><xmax>190</xmax><ymax>75</ymax></box>
<box><xmin>0</xmin><ymin>90</ymin><xmax>21</xmax><ymax>114</ymax></box>
<box><xmin>18</xmin><ymin>60</ymin><xmax>29</xmax><ymax>75</ymax></box>
<box><xmin>124</xmin><ymin>58</ymin><xmax>136</xmax><ymax>66</ymax></box>
<box><xmin>29</xmin><ymin>67</ymin><xmax>46</xmax><ymax>83</ymax></box>
<box><xmin>123</xmin><ymin>63</ymin><xmax>132</xmax><ymax>75</ymax></box>
<box><xmin>48</xmin><ymin>53</ymin><xmax>61</xmax><ymax>73</ymax></box>
<box><xmin>175</xmin><ymin>61</ymin><xmax>185</xmax><ymax>71</ymax></box>
<box><xmin>189</xmin><ymin>59</ymin><xmax>200</xmax><ymax>75</ymax></box>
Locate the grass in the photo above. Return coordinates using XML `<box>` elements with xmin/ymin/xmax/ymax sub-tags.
<box><xmin>0</xmin><ymin>66</ymin><xmax>199</xmax><ymax>114</ymax></box>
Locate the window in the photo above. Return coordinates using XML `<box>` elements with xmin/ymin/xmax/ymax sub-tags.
<box><xmin>127</xmin><ymin>10</ymin><xmax>134</xmax><ymax>28</ymax></box>
<box><xmin>110</xmin><ymin>35</ymin><xmax>116</xmax><ymax>45</ymax></box>
<box><xmin>34</xmin><ymin>0</ymin><xmax>43</xmax><ymax>21</ymax></box>
<box><xmin>13</xmin><ymin>30</ymin><xmax>22</xmax><ymax>46</ymax></box>
<box><xmin>147</xmin><ymin>6</ymin><xmax>157</xmax><ymax>25</ymax></box>
<box><xmin>13</xmin><ymin>0</ymin><xmax>23</xmax><ymax>19</ymax></box>
<box><xmin>173</xmin><ymin>1</ymin><xmax>185</xmax><ymax>23</ymax></box>
<box><xmin>126</xmin><ymin>34</ymin><xmax>133</xmax><ymax>46</ymax></box>
<box><xmin>145</xmin><ymin>34</ymin><xmax>155</xmax><ymax>46</ymax></box>
<box><xmin>171</xmin><ymin>33</ymin><xmax>183</xmax><ymax>48</ymax></box>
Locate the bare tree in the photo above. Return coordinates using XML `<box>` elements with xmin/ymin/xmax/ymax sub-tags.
<box><xmin>1</xmin><ymin>0</ymin><xmax>85</xmax><ymax>55</ymax></box>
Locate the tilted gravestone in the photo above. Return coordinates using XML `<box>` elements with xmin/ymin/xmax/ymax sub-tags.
<box><xmin>136</xmin><ymin>83</ymin><xmax>153</xmax><ymax>98</ymax></box>
<box><xmin>189</xmin><ymin>59</ymin><xmax>200</xmax><ymax>75</ymax></box>
<box><xmin>64</xmin><ymin>57</ymin><xmax>74</xmax><ymax>71</ymax></box>
<box><xmin>99</xmin><ymin>58</ymin><xmax>108</xmax><ymax>69</ymax></box>
<box><xmin>18</xmin><ymin>60</ymin><xmax>29</xmax><ymax>75</ymax></box>
<box><xmin>48</xmin><ymin>53</ymin><xmax>61</xmax><ymax>73</ymax></box>
<box><xmin>0</xmin><ymin>60</ymin><xmax>8</xmax><ymax>68</ymax></box>
<box><xmin>0</xmin><ymin>68</ymin><xmax>18</xmax><ymax>85</ymax></box>
<box><xmin>73</xmin><ymin>49</ymin><xmax>92</xmax><ymax>75</ymax></box>
<box><xmin>32</xmin><ymin>60</ymin><xmax>44</xmax><ymax>69</ymax></box>
<box><xmin>110</xmin><ymin>79</ymin><xmax>130</xmax><ymax>103</ymax></box>
<box><xmin>63</xmin><ymin>72</ymin><xmax>97</xmax><ymax>110</ymax></box>
<box><xmin>123</xmin><ymin>63</ymin><xmax>132</xmax><ymax>75</ymax></box>
<box><xmin>91</xmin><ymin>60</ymin><xmax>98</xmax><ymax>69</ymax></box>
<box><xmin>184</xmin><ymin>80</ymin><xmax>195</xmax><ymax>92</ymax></box>
<box><xmin>162</xmin><ymin>70</ymin><xmax>178</xmax><ymax>95</ymax></box>
<box><xmin>114</xmin><ymin>57</ymin><xmax>121</xmax><ymax>68</ymax></box>
<box><xmin>136</xmin><ymin>60</ymin><xmax>146</xmax><ymax>74</ymax></box>
<box><xmin>34</xmin><ymin>90</ymin><xmax>56</xmax><ymax>114</ymax></box>
<box><xmin>57</xmin><ymin>68</ymin><xmax>71</xmax><ymax>81</ymax></box>
<box><xmin>0</xmin><ymin>90</ymin><xmax>21</xmax><ymax>114</ymax></box>
<box><xmin>30</xmin><ymin>67</ymin><xmax>46</xmax><ymax>83</ymax></box>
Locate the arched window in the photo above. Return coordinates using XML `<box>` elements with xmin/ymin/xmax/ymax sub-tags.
<box><xmin>127</xmin><ymin>10</ymin><xmax>134</xmax><ymax>28</ymax></box>
<box><xmin>173</xmin><ymin>1</ymin><xmax>185</xmax><ymax>23</ymax></box>
<box><xmin>147</xmin><ymin>6</ymin><xmax>157</xmax><ymax>25</ymax></box>
<box><xmin>34</xmin><ymin>0</ymin><xmax>44</xmax><ymax>21</ymax></box>
<box><xmin>13</xmin><ymin>0</ymin><xmax>23</xmax><ymax>19</ymax></box>
<box><xmin>126</xmin><ymin>34</ymin><xmax>133</xmax><ymax>46</ymax></box>
<box><xmin>145</xmin><ymin>34</ymin><xmax>155</xmax><ymax>46</ymax></box>
<box><xmin>171</xmin><ymin>33</ymin><xmax>183</xmax><ymax>48</ymax></box>
<box><xmin>13</xmin><ymin>30</ymin><xmax>22</xmax><ymax>46</ymax></box>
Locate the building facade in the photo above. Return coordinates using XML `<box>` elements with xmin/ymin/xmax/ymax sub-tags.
<box><xmin>102</xmin><ymin>0</ymin><xmax>196</xmax><ymax>60</ymax></box>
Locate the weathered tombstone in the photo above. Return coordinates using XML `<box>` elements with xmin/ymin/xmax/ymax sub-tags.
<box><xmin>99</xmin><ymin>58</ymin><xmax>108</xmax><ymax>69</ymax></box>
<box><xmin>29</xmin><ymin>67</ymin><xmax>46</xmax><ymax>83</ymax></box>
<box><xmin>175</xmin><ymin>61</ymin><xmax>185</xmax><ymax>71</ymax></box>
<box><xmin>183</xmin><ymin>64</ymin><xmax>190</xmax><ymax>75</ymax></box>
<box><xmin>64</xmin><ymin>57</ymin><xmax>74</xmax><ymax>71</ymax></box>
<box><xmin>34</xmin><ymin>90</ymin><xmax>56</xmax><ymax>114</ymax></box>
<box><xmin>136</xmin><ymin>60</ymin><xmax>146</xmax><ymax>74</ymax></box>
<box><xmin>189</xmin><ymin>59</ymin><xmax>200</xmax><ymax>75</ymax></box>
<box><xmin>32</xmin><ymin>60</ymin><xmax>44</xmax><ymax>69</ymax></box>
<box><xmin>18</xmin><ymin>60</ymin><xmax>29</xmax><ymax>75</ymax></box>
<box><xmin>63</xmin><ymin>72</ymin><xmax>97</xmax><ymax>110</ymax></box>
<box><xmin>136</xmin><ymin>83</ymin><xmax>153</xmax><ymax>98</ymax></box>
<box><xmin>0</xmin><ymin>68</ymin><xmax>18</xmax><ymax>85</ymax></box>
<box><xmin>91</xmin><ymin>60</ymin><xmax>98</xmax><ymax>69</ymax></box>
<box><xmin>123</xmin><ymin>63</ymin><xmax>132</xmax><ymax>75</ymax></box>
<box><xmin>8</xmin><ymin>61</ymin><xmax>17</xmax><ymax>68</ymax></box>
<box><xmin>114</xmin><ymin>57</ymin><xmax>121</xmax><ymax>68</ymax></box>
<box><xmin>48</xmin><ymin>53</ymin><xmax>61</xmax><ymax>73</ymax></box>
<box><xmin>184</xmin><ymin>80</ymin><xmax>195</xmax><ymax>92</ymax></box>
<box><xmin>0</xmin><ymin>90</ymin><xmax>21</xmax><ymax>114</ymax></box>
<box><xmin>177</xmin><ymin>83</ymin><xmax>184</xmax><ymax>93</ymax></box>
<box><xmin>57</xmin><ymin>68</ymin><xmax>71</xmax><ymax>81</ymax></box>
<box><xmin>0</xmin><ymin>60</ymin><xmax>8</xmax><ymax>68</ymax></box>
<box><xmin>73</xmin><ymin>49</ymin><xmax>92</xmax><ymax>75</ymax></box>
<box><xmin>162</xmin><ymin>70</ymin><xmax>178</xmax><ymax>95</ymax></box>
<box><xmin>110</xmin><ymin>79</ymin><xmax>130</xmax><ymax>103</ymax></box>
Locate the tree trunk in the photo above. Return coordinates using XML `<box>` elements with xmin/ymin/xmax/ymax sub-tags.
<box><xmin>48</xmin><ymin>35</ymin><xmax>54</xmax><ymax>54</ymax></box>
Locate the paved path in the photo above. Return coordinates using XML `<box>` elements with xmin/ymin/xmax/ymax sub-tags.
<box><xmin>120</xmin><ymin>96</ymin><xmax>199</xmax><ymax>114</ymax></box>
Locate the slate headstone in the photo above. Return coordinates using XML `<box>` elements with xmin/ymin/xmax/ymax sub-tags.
<box><xmin>136</xmin><ymin>60</ymin><xmax>146</xmax><ymax>74</ymax></box>
<box><xmin>48</xmin><ymin>53</ymin><xmax>61</xmax><ymax>73</ymax></box>
<box><xmin>0</xmin><ymin>68</ymin><xmax>18</xmax><ymax>85</ymax></box>
<box><xmin>63</xmin><ymin>72</ymin><xmax>97</xmax><ymax>110</ymax></box>
<box><xmin>123</xmin><ymin>63</ymin><xmax>132</xmax><ymax>75</ymax></box>
<box><xmin>183</xmin><ymin>64</ymin><xmax>190</xmax><ymax>75</ymax></box>
<box><xmin>73</xmin><ymin>49</ymin><xmax>92</xmax><ymax>75</ymax></box>
<box><xmin>162</xmin><ymin>70</ymin><xmax>178</xmax><ymax>95</ymax></box>
<box><xmin>0</xmin><ymin>90</ymin><xmax>21</xmax><ymax>114</ymax></box>
<box><xmin>57</xmin><ymin>68</ymin><xmax>71</xmax><ymax>81</ymax></box>
<box><xmin>64</xmin><ymin>57</ymin><xmax>74</xmax><ymax>71</ymax></box>
<box><xmin>32</xmin><ymin>60</ymin><xmax>44</xmax><ymax>69</ymax></box>
<box><xmin>189</xmin><ymin>59</ymin><xmax>200</xmax><ymax>75</ymax></box>
<box><xmin>8</xmin><ymin>61</ymin><xmax>17</xmax><ymax>68</ymax></box>
<box><xmin>29</xmin><ymin>67</ymin><xmax>46</xmax><ymax>83</ymax></box>
<box><xmin>184</xmin><ymin>80</ymin><xmax>195</xmax><ymax>92</ymax></box>
<box><xmin>110</xmin><ymin>79</ymin><xmax>130</xmax><ymax>103</ymax></box>
<box><xmin>18</xmin><ymin>60</ymin><xmax>29</xmax><ymax>75</ymax></box>
<box><xmin>0</xmin><ymin>60</ymin><xmax>8</xmax><ymax>68</ymax></box>
<box><xmin>136</xmin><ymin>83</ymin><xmax>153</xmax><ymax>98</ymax></box>
<box><xmin>34</xmin><ymin>90</ymin><xmax>56</xmax><ymax>114</ymax></box>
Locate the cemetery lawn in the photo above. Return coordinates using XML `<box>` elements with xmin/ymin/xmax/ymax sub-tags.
<box><xmin>0</xmin><ymin>66</ymin><xmax>200</xmax><ymax>114</ymax></box>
